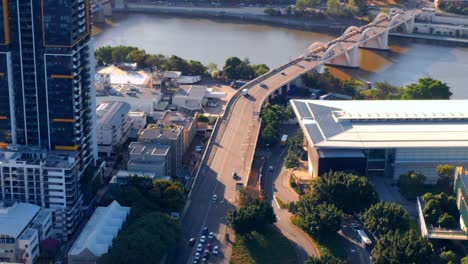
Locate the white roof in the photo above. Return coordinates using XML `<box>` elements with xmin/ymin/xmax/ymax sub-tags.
<box><xmin>68</xmin><ymin>201</ymin><xmax>130</xmax><ymax>257</ymax></box>
<box><xmin>98</xmin><ymin>66</ymin><xmax>150</xmax><ymax>85</ymax></box>
<box><xmin>0</xmin><ymin>203</ymin><xmax>40</xmax><ymax>238</ymax></box>
<box><xmin>292</xmin><ymin>100</ymin><xmax>468</xmax><ymax>149</ymax></box>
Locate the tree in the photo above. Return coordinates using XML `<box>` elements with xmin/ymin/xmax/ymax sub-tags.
<box><xmin>149</xmin><ymin>180</ymin><xmax>186</xmax><ymax>213</ymax></box>
<box><xmin>284</xmin><ymin>151</ymin><xmax>300</xmax><ymax>169</ymax></box>
<box><xmin>304</xmin><ymin>203</ymin><xmax>343</xmax><ymax>237</ymax></box>
<box><xmin>346</xmin><ymin>0</ymin><xmax>359</xmax><ymax>14</ymax></box>
<box><xmin>228</xmin><ymin>199</ymin><xmax>276</xmax><ymax>234</ymax></box>
<box><xmin>98</xmin><ymin>213</ymin><xmax>181</xmax><ymax>264</ymax></box>
<box><xmin>422</xmin><ymin>192</ymin><xmax>459</xmax><ymax>228</ymax></box>
<box><xmin>239</xmin><ymin>186</ymin><xmax>262</xmax><ymax>207</ymax></box>
<box><xmin>306</xmin><ymin>255</ymin><xmax>347</xmax><ymax>264</ymax></box>
<box><xmin>327</xmin><ymin>0</ymin><xmax>342</xmax><ymax>15</ymax></box>
<box><xmin>144</xmin><ymin>54</ymin><xmax>167</xmax><ymax>70</ymax></box>
<box><xmin>359</xmin><ymin>82</ymin><xmax>400</xmax><ymax>99</ymax></box>
<box><xmin>397</xmin><ymin>170</ymin><xmax>426</xmax><ymax>199</ymax></box>
<box><xmin>361</xmin><ymin>201</ymin><xmax>410</xmax><ymax>237</ymax></box>
<box><xmin>260</xmin><ymin>123</ymin><xmax>279</xmax><ymax>147</ymax></box>
<box><xmin>166</xmin><ymin>55</ymin><xmax>190</xmax><ymax>73</ymax></box>
<box><xmin>437</xmin><ymin>164</ymin><xmax>456</xmax><ymax>191</ymax></box>
<box><xmin>461</xmin><ymin>255</ymin><xmax>468</xmax><ymax>264</ymax></box>
<box><xmin>312</xmin><ymin>171</ymin><xmax>379</xmax><ymax>213</ymax></box>
<box><xmin>400</xmin><ymin>77</ymin><xmax>452</xmax><ymax>99</ymax></box>
<box><xmin>126</xmin><ymin>49</ymin><xmax>147</xmax><ymax>67</ymax></box>
<box><xmin>95</xmin><ymin>46</ymin><xmax>114</xmax><ymax>65</ymax></box>
<box><xmin>111</xmin><ymin>46</ymin><xmax>138</xmax><ymax>64</ymax></box>
<box><xmin>206</xmin><ymin>63</ymin><xmax>218</xmax><ymax>73</ymax></box>
<box><xmin>440</xmin><ymin>250</ymin><xmax>457</xmax><ymax>264</ymax></box>
<box><xmin>188</xmin><ymin>60</ymin><xmax>207</xmax><ymax>76</ymax></box>
<box><xmin>252</xmin><ymin>64</ymin><xmax>270</xmax><ymax>77</ymax></box>
<box><xmin>371</xmin><ymin>230</ymin><xmax>434</xmax><ymax>264</ymax></box>
<box><xmin>223</xmin><ymin>56</ymin><xmax>243</xmax><ymax>80</ymax></box>
<box><xmin>295</xmin><ymin>0</ymin><xmax>321</xmax><ymax>9</ymax></box>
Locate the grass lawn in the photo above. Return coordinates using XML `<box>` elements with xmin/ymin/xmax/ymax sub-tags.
<box><xmin>291</xmin><ymin>216</ymin><xmax>347</xmax><ymax>260</ymax></box>
<box><xmin>231</xmin><ymin>228</ymin><xmax>297</xmax><ymax>264</ymax></box>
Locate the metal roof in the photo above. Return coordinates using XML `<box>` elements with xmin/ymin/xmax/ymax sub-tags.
<box><xmin>0</xmin><ymin>203</ymin><xmax>40</xmax><ymax>238</ymax></box>
<box><xmin>291</xmin><ymin>99</ymin><xmax>468</xmax><ymax>149</ymax></box>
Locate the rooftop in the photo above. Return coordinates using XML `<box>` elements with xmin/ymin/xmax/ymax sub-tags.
<box><xmin>0</xmin><ymin>146</ymin><xmax>77</xmax><ymax>169</ymax></box>
<box><xmin>97</xmin><ymin>101</ymin><xmax>131</xmax><ymax>126</ymax></box>
<box><xmin>292</xmin><ymin>100</ymin><xmax>468</xmax><ymax>149</ymax></box>
<box><xmin>174</xmin><ymin>85</ymin><xmax>207</xmax><ymax>99</ymax></box>
<box><xmin>0</xmin><ymin>203</ymin><xmax>40</xmax><ymax>238</ymax></box>
<box><xmin>68</xmin><ymin>201</ymin><xmax>130</xmax><ymax>257</ymax></box>
<box><xmin>129</xmin><ymin>142</ymin><xmax>170</xmax><ymax>156</ymax></box>
<box><xmin>138</xmin><ymin>124</ymin><xmax>182</xmax><ymax>141</ymax></box>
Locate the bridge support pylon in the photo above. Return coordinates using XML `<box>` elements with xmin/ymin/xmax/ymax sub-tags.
<box><xmin>360</xmin><ymin>30</ymin><xmax>389</xmax><ymax>50</ymax></box>
<box><xmin>323</xmin><ymin>44</ymin><xmax>359</xmax><ymax>68</ymax></box>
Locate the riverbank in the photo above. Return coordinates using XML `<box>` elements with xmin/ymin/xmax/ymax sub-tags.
<box><xmin>114</xmin><ymin>3</ymin><xmax>468</xmax><ymax>45</ymax></box>
<box><xmin>116</xmin><ymin>3</ymin><xmax>354</xmax><ymax>34</ymax></box>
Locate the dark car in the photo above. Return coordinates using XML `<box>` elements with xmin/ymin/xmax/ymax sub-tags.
<box><xmin>188</xmin><ymin>237</ymin><xmax>196</xmax><ymax>246</ymax></box>
<box><xmin>202</xmin><ymin>226</ymin><xmax>208</xmax><ymax>235</ymax></box>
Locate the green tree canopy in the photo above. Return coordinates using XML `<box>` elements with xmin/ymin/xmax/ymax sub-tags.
<box><xmin>126</xmin><ymin>49</ymin><xmax>147</xmax><ymax>67</ymax></box>
<box><xmin>239</xmin><ymin>186</ymin><xmax>263</xmax><ymax>207</ymax></box>
<box><xmin>361</xmin><ymin>201</ymin><xmax>410</xmax><ymax>237</ymax></box>
<box><xmin>397</xmin><ymin>170</ymin><xmax>426</xmax><ymax>200</ymax></box>
<box><xmin>400</xmin><ymin>77</ymin><xmax>452</xmax><ymax>99</ymax></box>
<box><xmin>312</xmin><ymin>171</ymin><xmax>379</xmax><ymax>213</ymax></box>
<box><xmin>284</xmin><ymin>151</ymin><xmax>300</xmax><ymax>169</ymax></box>
<box><xmin>371</xmin><ymin>230</ymin><xmax>434</xmax><ymax>264</ymax></box>
<box><xmin>422</xmin><ymin>192</ymin><xmax>459</xmax><ymax>228</ymax></box>
<box><xmin>306</xmin><ymin>255</ymin><xmax>347</xmax><ymax>264</ymax></box>
<box><xmin>98</xmin><ymin>212</ymin><xmax>181</xmax><ymax>264</ymax></box>
<box><xmin>359</xmin><ymin>82</ymin><xmax>400</xmax><ymax>99</ymax></box>
<box><xmin>437</xmin><ymin>164</ymin><xmax>456</xmax><ymax>191</ymax></box>
<box><xmin>252</xmin><ymin>64</ymin><xmax>270</xmax><ymax>77</ymax></box>
<box><xmin>187</xmin><ymin>60</ymin><xmax>207</xmax><ymax>76</ymax></box>
<box><xmin>327</xmin><ymin>0</ymin><xmax>343</xmax><ymax>15</ymax></box>
<box><xmin>228</xmin><ymin>199</ymin><xmax>277</xmax><ymax>234</ymax></box>
<box><xmin>111</xmin><ymin>46</ymin><xmax>138</xmax><ymax>64</ymax></box>
<box><xmin>297</xmin><ymin>202</ymin><xmax>343</xmax><ymax>237</ymax></box>
<box><xmin>95</xmin><ymin>46</ymin><xmax>114</xmax><ymax>65</ymax></box>
<box><xmin>440</xmin><ymin>250</ymin><xmax>457</xmax><ymax>264</ymax></box>
<box><xmin>149</xmin><ymin>179</ymin><xmax>186</xmax><ymax>213</ymax></box>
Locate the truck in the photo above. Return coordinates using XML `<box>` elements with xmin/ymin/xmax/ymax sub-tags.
<box><xmin>280</xmin><ymin>134</ymin><xmax>288</xmax><ymax>146</ymax></box>
<box><xmin>241</xmin><ymin>88</ymin><xmax>248</xmax><ymax>96</ymax></box>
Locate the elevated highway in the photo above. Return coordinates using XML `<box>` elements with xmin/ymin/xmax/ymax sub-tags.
<box><xmin>175</xmin><ymin>8</ymin><xmax>420</xmax><ymax>264</ymax></box>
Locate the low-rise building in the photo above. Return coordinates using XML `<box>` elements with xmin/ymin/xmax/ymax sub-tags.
<box><xmin>162</xmin><ymin>111</ymin><xmax>197</xmax><ymax>153</ymax></box>
<box><xmin>127</xmin><ymin>142</ymin><xmax>171</xmax><ymax>177</ymax></box>
<box><xmin>138</xmin><ymin>124</ymin><xmax>183</xmax><ymax>178</ymax></box>
<box><xmin>96</xmin><ymin>102</ymin><xmax>132</xmax><ymax>157</ymax></box>
<box><xmin>67</xmin><ymin>201</ymin><xmax>130</xmax><ymax>264</ymax></box>
<box><xmin>0</xmin><ymin>147</ymin><xmax>84</xmax><ymax>241</ymax></box>
<box><xmin>291</xmin><ymin>100</ymin><xmax>468</xmax><ymax>182</ymax></box>
<box><xmin>0</xmin><ymin>203</ymin><xmax>53</xmax><ymax>264</ymax></box>
<box><xmin>109</xmin><ymin>170</ymin><xmax>171</xmax><ymax>187</ymax></box>
<box><xmin>128</xmin><ymin>111</ymin><xmax>147</xmax><ymax>130</ymax></box>
<box><xmin>172</xmin><ymin>85</ymin><xmax>208</xmax><ymax>111</ymax></box>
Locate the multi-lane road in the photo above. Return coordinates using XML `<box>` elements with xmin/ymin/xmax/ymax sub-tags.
<box><xmin>170</xmin><ymin>58</ymin><xmax>322</xmax><ymax>264</ymax></box>
<box><xmin>169</xmin><ymin>9</ymin><xmax>419</xmax><ymax>263</ymax></box>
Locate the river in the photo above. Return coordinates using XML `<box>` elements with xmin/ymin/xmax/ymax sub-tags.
<box><xmin>93</xmin><ymin>13</ymin><xmax>468</xmax><ymax>98</ymax></box>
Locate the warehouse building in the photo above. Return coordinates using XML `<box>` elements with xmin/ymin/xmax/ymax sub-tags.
<box><xmin>291</xmin><ymin>100</ymin><xmax>468</xmax><ymax>182</ymax></box>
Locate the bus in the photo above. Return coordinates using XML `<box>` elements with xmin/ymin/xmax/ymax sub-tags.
<box><xmin>280</xmin><ymin>135</ymin><xmax>288</xmax><ymax>147</ymax></box>
<box><xmin>357</xmin><ymin>229</ymin><xmax>372</xmax><ymax>248</ymax></box>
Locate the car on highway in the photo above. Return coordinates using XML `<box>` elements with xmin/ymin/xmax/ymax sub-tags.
<box><xmin>208</xmin><ymin>232</ymin><xmax>214</xmax><ymax>240</ymax></box>
<box><xmin>188</xmin><ymin>237</ymin><xmax>196</xmax><ymax>246</ymax></box>
<box><xmin>232</xmin><ymin>172</ymin><xmax>240</xmax><ymax>180</ymax></box>
<box><xmin>212</xmin><ymin>194</ymin><xmax>217</xmax><ymax>201</ymax></box>
<box><xmin>200</xmin><ymin>235</ymin><xmax>206</xmax><ymax>243</ymax></box>
<box><xmin>213</xmin><ymin>246</ymin><xmax>219</xmax><ymax>255</ymax></box>
<box><xmin>268</xmin><ymin>165</ymin><xmax>274</xmax><ymax>171</ymax></box>
<box><xmin>204</xmin><ymin>249</ymin><xmax>210</xmax><ymax>256</ymax></box>
<box><xmin>206</xmin><ymin>243</ymin><xmax>212</xmax><ymax>251</ymax></box>
<box><xmin>260</xmin><ymin>82</ymin><xmax>268</xmax><ymax>88</ymax></box>
<box><xmin>196</xmin><ymin>243</ymin><xmax>203</xmax><ymax>252</ymax></box>
<box><xmin>194</xmin><ymin>252</ymin><xmax>201</xmax><ymax>261</ymax></box>
<box><xmin>202</xmin><ymin>226</ymin><xmax>208</xmax><ymax>235</ymax></box>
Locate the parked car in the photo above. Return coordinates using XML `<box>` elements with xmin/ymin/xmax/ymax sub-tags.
<box><xmin>208</xmin><ymin>232</ymin><xmax>214</xmax><ymax>240</ymax></box>
<box><xmin>268</xmin><ymin>165</ymin><xmax>274</xmax><ymax>171</ymax></box>
<box><xmin>212</xmin><ymin>194</ymin><xmax>218</xmax><ymax>201</ymax></box>
<box><xmin>200</xmin><ymin>235</ymin><xmax>206</xmax><ymax>243</ymax></box>
<box><xmin>202</xmin><ymin>226</ymin><xmax>208</xmax><ymax>235</ymax></box>
<box><xmin>213</xmin><ymin>246</ymin><xmax>219</xmax><ymax>255</ymax></box>
<box><xmin>194</xmin><ymin>252</ymin><xmax>201</xmax><ymax>260</ymax></box>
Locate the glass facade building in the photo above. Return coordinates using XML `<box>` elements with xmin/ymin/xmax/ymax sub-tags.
<box><xmin>0</xmin><ymin>0</ymin><xmax>97</xmax><ymax>240</ymax></box>
<box><xmin>0</xmin><ymin>0</ymin><xmax>97</xmax><ymax>172</ymax></box>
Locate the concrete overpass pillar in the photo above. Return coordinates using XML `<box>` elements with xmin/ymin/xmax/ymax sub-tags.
<box><xmin>103</xmin><ymin>3</ymin><xmax>113</xmax><ymax>17</ymax></box>
<box><xmin>287</xmin><ymin>82</ymin><xmax>291</xmax><ymax>91</ymax></box>
<box><xmin>93</xmin><ymin>10</ymin><xmax>106</xmax><ymax>23</ymax></box>
<box><xmin>115</xmin><ymin>0</ymin><xmax>126</xmax><ymax>10</ymax></box>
